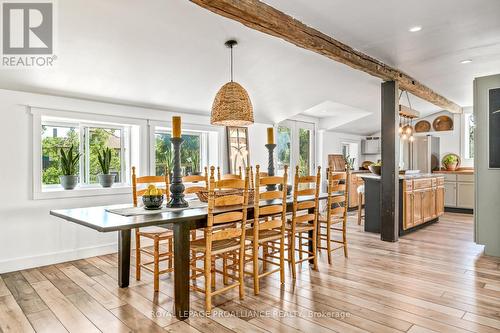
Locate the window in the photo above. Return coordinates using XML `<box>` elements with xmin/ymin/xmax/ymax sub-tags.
<box><xmin>464</xmin><ymin>113</ymin><xmax>475</xmax><ymax>160</ymax></box>
<box><xmin>41</xmin><ymin>119</ymin><xmax>129</xmax><ymax>187</ymax></box>
<box><xmin>155</xmin><ymin>130</ymin><xmax>203</xmax><ymax>176</ymax></box>
<box><xmin>42</xmin><ymin>124</ymin><xmax>80</xmax><ymax>185</ymax></box>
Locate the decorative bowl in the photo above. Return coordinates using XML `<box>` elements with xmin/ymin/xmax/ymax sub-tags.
<box><xmin>415</xmin><ymin>120</ymin><xmax>431</xmax><ymax>133</ymax></box>
<box><xmin>368</xmin><ymin>165</ymin><xmax>382</xmax><ymax>176</ymax></box>
<box><xmin>142</xmin><ymin>195</ymin><xmax>164</xmax><ymax>210</ymax></box>
<box><xmin>433</xmin><ymin>115</ymin><xmax>454</xmax><ymax>131</ymax></box>
<box><xmin>278</xmin><ymin>184</ymin><xmax>293</xmax><ymax>196</ymax></box>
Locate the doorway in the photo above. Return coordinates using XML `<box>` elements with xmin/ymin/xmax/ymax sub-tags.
<box><xmin>276</xmin><ymin>120</ymin><xmax>315</xmax><ymax>180</ymax></box>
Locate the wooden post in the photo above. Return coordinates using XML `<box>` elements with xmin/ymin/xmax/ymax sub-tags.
<box><xmin>381</xmin><ymin>81</ymin><xmax>399</xmax><ymax>242</ymax></box>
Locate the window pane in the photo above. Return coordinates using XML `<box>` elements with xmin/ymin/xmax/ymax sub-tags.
<box><xmin>468</xmin><ymin>114</ymin><xmax>475</xmax><ymax>159</ymax></box>
<box><xmin>42</xmin><ymin>125</ymin><xmax>80</xmax><ymax>185</ymax></box>
<box><xmin>299</xmin><ymin>128</ymin><xmax>311</xmax><ymax>176</ymax></box>
<box><xmin>277</xmin><ymin>126</ymin><xmax>291</xmax><ymax>176</ymax></box>
<box><xmin>88</xmin><ymin>128</ymin><xmax>122</xmax><ymax>183</ymax></box>
<box><xmin>155</xmin><ymin>132</ymin><xmax>201</xmax><ymax>176</ymax></box>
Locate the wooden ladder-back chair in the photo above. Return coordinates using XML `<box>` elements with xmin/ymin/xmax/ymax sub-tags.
<box><xmin>286</xmin><ymin>166</ymin><xmax>321</xmax><ymax>279</ymax></box>
<box><xmin>182</xmin><ymin>167</ymin><xmax>209</xmax><ymax>278</ymax></box>
<box><xmin>131</xmin><ymin>166</ymin><xmax>174</xmax><ymax>292</ymax></box>
<box><xmin>190</xmin><ymin>166</ymin><xmax>249</xmax><ymax>312</ymax></box>
<box><xmin>182</xmin><ymin>166</ymin><xmax>209</xmax><ymax>195</ymax></box>
<box><xmin>245</xmin><ymin>165</ymin><xmax>288</xmax><ymax>295</ymax></box>
<box><xmin>217</xmin><ymin>166</ymin><xmax>242</xmax><ymax>181</ymax></box>
<box><xmin>318</xmin><ymin>170</ymin><xmax>349</xmax><ymax>264</ymax></box>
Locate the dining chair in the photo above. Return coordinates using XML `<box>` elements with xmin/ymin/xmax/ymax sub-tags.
<box><xmin>190</xmin><ymin>166</ymin><xmax>249</xmax><ymax>312</ymax></box>
<box><xmin>357</xmin><ymin>184</ymin><xmax>365</xmax><ymax>225</ymax></box>
<box><xmin>217</xmin><ymin>166</ymin><xmax>242</xmax><ymax>181</ymax></box>
<box><xmin>182</xmin><ymin>167</ymin><xmax>209</xmax><ymax>278</ymax></box>
<box><xmin>286</xmin><ymin>166</ymin><xmax>321</xmax><ymax>279</ymax></box>
<box><xmin>318</xmin><ymin>170</ymin><xmax>349</xmax><ymax>264</ymax></box>
<box><xmin>131</xmin><ymin>166</ymin><xmax>174</xmax><ymax>292</ymax></box>
<box><xmin>245</xmin><ymin>165</ymin><xmax>288</xmax><ymax>295</ymax></box>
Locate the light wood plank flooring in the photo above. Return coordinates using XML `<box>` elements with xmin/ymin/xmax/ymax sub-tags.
<box><xmin>1</xmin><ymin>212</ymin><xmax>500</xmax><ymax>333</ymax></box>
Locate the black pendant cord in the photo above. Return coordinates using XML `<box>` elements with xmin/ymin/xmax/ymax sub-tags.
<box><xmin>230</xmin><ymin>44</ymin><xmax>233</xmax><ymax>82</ymax></box>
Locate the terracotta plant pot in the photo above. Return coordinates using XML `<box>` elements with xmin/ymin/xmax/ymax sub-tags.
<box><xmin>445</xmin><ymin>162</ymin><xmax>458</xmax><ymax>171</ymax></box>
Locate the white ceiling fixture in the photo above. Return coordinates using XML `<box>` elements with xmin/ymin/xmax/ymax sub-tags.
<box><xmin>409</xmin><ymin>26</ymin><xmax>422</xmax><ymax>32</ymax></box>
<box><xmin>460</xmin><ymin>59</ymin><xmax>473</xmax><ymax>64</ymax></box>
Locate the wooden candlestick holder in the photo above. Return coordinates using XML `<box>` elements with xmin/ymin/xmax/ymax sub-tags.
<box><xmin>167</xmin><ymin>137</ymin><xmax>188</xmax><ymax>208</ymax></box>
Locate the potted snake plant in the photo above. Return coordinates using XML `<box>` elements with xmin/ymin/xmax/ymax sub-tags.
<box><xmin>60</xmin><ymin>145</ymin><xmax>81</xmax><ymax>190</ymax></box>
<box><xmin>97</xmin><ymin>147</ymin><xmax>115</xmax><ymax>188</ymax></box>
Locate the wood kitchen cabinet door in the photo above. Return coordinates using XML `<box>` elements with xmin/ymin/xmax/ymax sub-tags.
<box><xmin>436</xmin><ymin>186</ymin><xmax>445</xmax><ymax>216</ymax></box>
<box><xmin>422</xmin><ymin>188</ymin><xmax>435</xmax><ymax>221</ymax></box>
<box><xmin>404</xmin><ymin>191</ymin><xmax>414</xmax><ymax>229</ymax></box>
<box><xmin>413</xmin><ymin>190</ymin><xmax>424</xmax><ymax>226</ymax></box>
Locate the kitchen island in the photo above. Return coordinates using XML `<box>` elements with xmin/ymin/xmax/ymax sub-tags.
<box><xmin>358</xmin><ymin>173</ymin><xmax>445</xmax><ymax>235</ymax></box>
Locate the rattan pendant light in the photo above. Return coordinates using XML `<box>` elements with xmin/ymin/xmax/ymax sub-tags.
<box><xmin>211</xmin><ymin>40</ymin><xmax>254</xmax><ymax>126</ymax></box>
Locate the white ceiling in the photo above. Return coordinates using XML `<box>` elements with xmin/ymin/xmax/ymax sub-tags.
<box><xmin>1</xmin><ymin>0</ymin><xmax>499</xmax><ymax>135</ymax></box>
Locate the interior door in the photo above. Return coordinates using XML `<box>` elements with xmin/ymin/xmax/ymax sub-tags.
<box><xmin>276</xmin><ymin>120</ymin><xmax>315</xmax><ymax>180</ymax></box>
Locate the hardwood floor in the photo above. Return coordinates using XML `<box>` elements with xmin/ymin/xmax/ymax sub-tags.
<box><xmin>1</xmin><ymin>212</ymin><xmax>500</xmax><ymax>333</ymax></box>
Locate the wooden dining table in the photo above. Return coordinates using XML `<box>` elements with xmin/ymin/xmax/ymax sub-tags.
<box><xmin>50</xmin><ymin>192</ymin><xmax>337</xmax><ymax>319</ymax></box>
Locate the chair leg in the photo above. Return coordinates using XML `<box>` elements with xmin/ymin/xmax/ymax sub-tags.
<box><xmin>191</xmin><ymin>231</ymin><xmax>196</xmax><ymax>279</ymax></box>
<box><xmin>238</xmin><ymin>246</ymin><xmax>245</xmax><ymax>300</ymax></box>
<box><xmin>289</xmin><ymin>233</ymin><xmax>296</xmax><ymax>279</ymax></box>
<box><xmin>326</xmin><ymin>220</ymin><xmax>332</xmax><ymax>265</ymax></box>
<box><xmin>204</xmin><ymin>252</ymin><xmax>212</xmax><ymax>313</ymax></box>
<box><xmin>222</xmin><ymin>254</ymin><xmax>228</xmax><ymax>285</ymax></box>
<box><xmin>211</xmin><ymin>257</ymin><xmax>216</xmax><ymax>290</ymax></box>
<box><xmin>153</xmin><ymin>236</ymin><xmax>160</xmax><ymax>292</ymax></box>
<box><xmin>253</xmin><ymin>240</ymin><xmax>259</xmax><ymax>295</ymax></box>
<box><xmin>343</xmin><ymin>219</ymin><xmax>348</xmax><ymax>258</ymax></box>
<box><xmin>312</xmin><ymin>227</ymin><xmax>318</xmax><ymax>271</ymax></box>
<box><xmin>135</xmin><ymin>231</ymin><xmax>141</xmax><ymax>281</ymax></box>
<box><xmin>168</xmin><ymin>237</ymin><xmax>173</xmax><ymax>269</ymax></box>
<box><xmin>298</xmin><ymin>233</ymin><xmax>303</xmax><ymax>261</ymax></box>
<box><xmin>279</xmin><ymin>236</ymin><xmax>285</xmax><ymax>284</ymax></box>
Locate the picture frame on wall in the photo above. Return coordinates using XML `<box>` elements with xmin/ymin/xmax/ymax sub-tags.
<box><xmin>226</xmin><ymin>126</ymin><xmax>250</xmax><ymax>174</ymax></box>
<box><xmin>489</xmin><ymin>88</ymin><xmax>500</xmax><ymax>169</ymax></box>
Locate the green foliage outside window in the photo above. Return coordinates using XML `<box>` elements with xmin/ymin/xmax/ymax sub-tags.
<box><xmin>42</xmin><ymin>126</ymin><xmax>79</xmax><ymax>184</ymax></box>
<box><xmin>155</xmin><ymin>132</ymin><xmax>201</xmax><ymax>176</ymax></box>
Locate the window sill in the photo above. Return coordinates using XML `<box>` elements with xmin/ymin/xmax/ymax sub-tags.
<box><xmin>34</xmin><ymin>184</ymin><xmax>132</xmax><ymax>200</ymax></box>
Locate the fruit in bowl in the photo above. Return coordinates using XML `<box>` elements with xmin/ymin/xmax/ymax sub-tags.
<box><xmin>142</xmin><ymin>184</ymin><xmax>164</xmax><ymax>210</ymax></box>
<box><xmin>368</xmin><ymin>162</ymin><xmax>382</xmax><ymax>176</ymax></box>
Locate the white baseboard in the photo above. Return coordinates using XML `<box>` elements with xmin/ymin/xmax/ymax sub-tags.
<box><xmin>0</xmin><ymin>243</ymin><xmax>118</xmax><ymax>274</ymax></box>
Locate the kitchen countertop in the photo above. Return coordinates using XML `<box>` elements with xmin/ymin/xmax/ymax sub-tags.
<box><xmin>358</xmin><ymin>173</ymin><xmax>445</xmax><ymax>180</ymax></box>
<box><xmin>433</xmin><ymin>169</ymin><xmax>474</xmax><ymax>175</ymax></box>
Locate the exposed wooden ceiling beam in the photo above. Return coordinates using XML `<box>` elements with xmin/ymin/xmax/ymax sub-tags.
<box><xmin>190</xmin><ymin>0</ymin><xmax>463</xmax><ymax>113</ymax></box>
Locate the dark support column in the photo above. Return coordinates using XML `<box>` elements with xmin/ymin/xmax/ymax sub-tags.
<box><xmin>381</xmin><ymin>81</ymin><xmax>399</xmax><ymax>242</ymax></box>
<box><xmin>118</xmin><ymin>229</ymin><xmax>131</xmax><ymax>287</ymax></box>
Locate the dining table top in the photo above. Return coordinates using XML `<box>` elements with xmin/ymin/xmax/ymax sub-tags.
<box><xmin>50</xmin><ymin>192</ymin><xmax>338</xmax><ymax>233</ymax></box>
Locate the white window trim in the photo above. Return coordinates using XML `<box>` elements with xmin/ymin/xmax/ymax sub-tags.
<box><xmin>31</xmin><ymin>107</ymin><xmax>148</xmax><ymax>200</ymax></box>
<box><xmin>148</xmin><ymin>120</ymin><xmax>223</xmax><ymax>176</ymax></box>
<box><xmin>462</xmin><ymin>112</ymin><xmax>475</xmax><ymax>162</ymax></box>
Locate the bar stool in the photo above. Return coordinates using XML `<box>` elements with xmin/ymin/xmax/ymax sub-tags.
<box><xmin>357</xmin><ymin>184</ymin><xmax>365</xmax><ymax>225</ymax></box>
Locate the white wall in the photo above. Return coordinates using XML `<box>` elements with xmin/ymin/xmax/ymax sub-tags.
<box><xmin>0</xmin><ymin>89</ymin><xmax>270</xmax><ymax>273</ymax></box>
<box><xmin>319</xmin><ymin>130</ymin><xmax>367</xmax><ymax>171</ymax></box>
<box><xmin>414</xmin><ymin>108</ymin><xmax>473</xmax><ymax>168</ymax></box>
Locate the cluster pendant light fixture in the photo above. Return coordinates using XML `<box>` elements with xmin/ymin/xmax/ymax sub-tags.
<box><xmin>399</xmin><ymin>91</ymin><xmax>416</xmax><ymax>142</ymax></box>
<box><xmin>211</xmin><ymin>40</ymin><xmax>254</xmax><ymax>126</ymax></box>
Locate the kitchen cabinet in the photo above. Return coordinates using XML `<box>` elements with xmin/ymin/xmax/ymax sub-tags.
<box><xmin>438</xmin><ymin>172</ymin><xmax>474</xmax><ymax>210</ymax></box>
<box><xmin>403</xmin><ymin>176</ymin><xmax>445</xmax><ymax>230</ymax></box>
<box><xmin>361</xmin><ymin>137</ymin><xmax>381</xmax><ymax>155</ymax></box>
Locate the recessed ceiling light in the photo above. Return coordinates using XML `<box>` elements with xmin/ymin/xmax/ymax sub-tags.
<box><xmin>460</xmin><ymin>59</ymin><xmax>472</xmax><ymax>64</ymax></box>
<box><xmin>409</xmin><ymin>26</ymin><xmax>422</xmax><ymax>32</ymax></box>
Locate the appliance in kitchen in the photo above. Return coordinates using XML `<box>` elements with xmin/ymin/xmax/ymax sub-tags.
<box><xmin>401</xmin><ymin>135</ymin><xmax>440</xmax><ymax>173</ymax></box>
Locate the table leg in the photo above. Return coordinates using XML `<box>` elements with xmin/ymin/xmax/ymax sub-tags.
<box><xmin>173</xmin><ymin>222</ymin><xmax>190</xmax><ymax>319</ymax></box>
<box><xmin>118</xmin><ymin>229</ymin><xmax>131</xmax><ymax>288</ymax></box>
